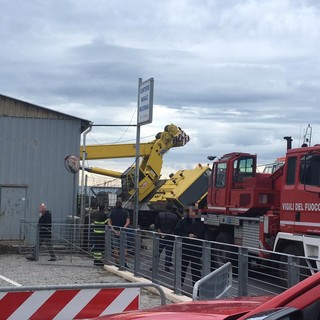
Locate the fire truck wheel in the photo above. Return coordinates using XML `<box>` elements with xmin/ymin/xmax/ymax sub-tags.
<box><xmin>279</xmin><ymin>244</ymin><xmax>309</xmax><ymax>288</ymax></box>
<box><xmin>213</xmin><ymin>232</ymin><xmax>238</xmax><ymax>273</ymax></box>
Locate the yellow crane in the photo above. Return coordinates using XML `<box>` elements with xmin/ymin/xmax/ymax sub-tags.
<box><xmin>80</xmin><ymin>124</ymin><xmax>190</xmax><ymax>202</ymax></box>
<box><xmin>80</xmin><ymin>124</ymin><xmax>210</xmax><ymax>227</ymax></box>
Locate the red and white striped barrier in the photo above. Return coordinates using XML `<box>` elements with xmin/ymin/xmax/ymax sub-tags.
<box><xmin>0</xmin><ymin>287</ymin><xmax>140</xmax><ymax>320</ymax></box>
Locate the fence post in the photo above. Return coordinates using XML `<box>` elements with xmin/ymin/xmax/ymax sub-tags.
<box><xmin>19</xmin><ymin>220</ymin><xmax>24</xmax><ymax>253</ymax></box>
<box><xmin>105</xmin><ymin>228</ymin><xmax>112</xmax><ymax>265</ymax></box>
<box><xmin>84</xmin><ymin>223</ymin><xmax>91</xmax><ymax>251</ymax></box>
<box><xmin>174</xmin><ymin>236</ymin><xmax>182</xmax><ymax>295</ymax></box>
<box><xmin>238</xmin><ymin>247</ymin><xmax>248</xmax><ymax>296</ymax></box>
<box><xmin>133</xmin><ymin>229</ymin><xmax>141</xmax><ymax>276</ymax></box>
<box><xmin>202</xmin><ymin>240</ymin><xmax>211</xmax><ymax>277</ymax></box>
<box><xmin>34</xmin><ymin>224</ymin><xmax>40</xmax><ymax>261</ymax></box>
<box><xmin>151</xmin><ymin>232</ymin><xmax>160</xmax><ymax>283</ymax></box>
<box><xmin>287</xmin><ymin>255</ymin><xmax>300</xmax><ymax>287</ymax></box>
<box><xmin>118</xmin><ymin>228</ymin><xmax>126</xmax><ymax>270</ymax></box>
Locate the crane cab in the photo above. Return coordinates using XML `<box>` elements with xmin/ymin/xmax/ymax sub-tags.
<box><xmin>206</xmin><ymin>152</ymin><xmax>278</xmax><ymax>216</ymax></box>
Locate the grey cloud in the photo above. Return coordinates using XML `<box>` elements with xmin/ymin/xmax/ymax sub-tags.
<box><xmin>1</xmin><ymin>0</ymin><xmax>320</xmax><ymax>179</ymax></box>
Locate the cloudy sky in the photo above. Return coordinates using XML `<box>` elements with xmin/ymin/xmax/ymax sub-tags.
<box><xmin>1</xmin><ymin>0</ymin><xmax>320</xmax><ymax>184</ymax></box>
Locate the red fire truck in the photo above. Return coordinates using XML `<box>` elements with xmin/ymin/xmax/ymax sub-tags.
<box><xmin>203</xmin><ymin>136</ymin><xmax>320</xmax><ymax>272</ymax></box>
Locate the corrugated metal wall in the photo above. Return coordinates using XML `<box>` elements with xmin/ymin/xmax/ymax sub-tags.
<box><xmin>0</xmin><ymin>97</ymin><xmax>87</xmax><ymax>243</ymax></box>
<box><xmin>0</xmin><ymin>95</ymin><xmax>74</xmax><ymax>120</ymax></box>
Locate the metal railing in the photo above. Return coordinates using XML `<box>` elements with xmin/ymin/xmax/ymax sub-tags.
<box><xmin>192</xmin><ymin>262</ymin><xmax>233</xmax><ymax>300</ymax></box>
<box><xmin>19</xmin><ymin>221</ymin><xmax>320</xmax><ymax>299</ymax></box>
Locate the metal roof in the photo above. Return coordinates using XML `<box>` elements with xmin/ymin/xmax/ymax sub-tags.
<box><xmin>0</xmin><ymin>94</ymin><xmax>91</xmax><ymax>132</ymax></box>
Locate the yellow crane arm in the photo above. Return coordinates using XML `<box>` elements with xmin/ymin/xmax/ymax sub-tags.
<box><xmin>80</xmin><ymin>142</ymin><xmax>156</xmax><ymax>160</ymax></box>
<box><xmin>80</xmin><ymin>124</ymin><xmax>190</xmax><ymax>202</ymax></box>
<box><xmin>80</xmin><ymin>124</ymin><xmax>189</xmax><ymax>160</ymax></box>
<box><xmin>84</xmin><ymin>167</ymin><xmax>122</xmax><ymax>178</ymax></box>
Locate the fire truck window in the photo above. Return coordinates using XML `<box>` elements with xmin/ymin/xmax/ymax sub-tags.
<box><xmin>286</xmin><ymin>156</ymin><xmax>296</xmax><ymax>185</ymax></box>
<box><xmin>216</xmin><ymin>162</ymin><xmax>226</xmax><ymax>188</ymax></box>
<box><xmin>233</xmin><ymin>157</ymin><xmax>254</xmax><ymax>182</ymax></box>
<box><xmin>300</xmin><ymin>155</ymin><xmax>320</xmax><ymax>186</ymax></box>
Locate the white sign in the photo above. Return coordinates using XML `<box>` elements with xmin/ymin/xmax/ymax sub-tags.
<box><xmin>138</xmin><ymin>78</ymin><xmax>154</xmax><ymax>125</ymax></box>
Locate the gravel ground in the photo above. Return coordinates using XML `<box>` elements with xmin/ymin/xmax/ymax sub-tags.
<box><xmin>0</xmin><ymin>252</ymin><xmax>164</xmax><ymax>310</ymax></box>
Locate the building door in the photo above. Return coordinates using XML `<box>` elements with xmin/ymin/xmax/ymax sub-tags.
<box><xmin>0</xmin><ymin>186</ymin><xmax>27</xmax><ymax>240</ymax></box>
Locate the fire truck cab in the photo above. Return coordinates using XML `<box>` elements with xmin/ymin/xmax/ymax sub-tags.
<box><xmin>205</xmin><ymin>144</ymin><xmax>320</xmax><ymax>269</ymax></box>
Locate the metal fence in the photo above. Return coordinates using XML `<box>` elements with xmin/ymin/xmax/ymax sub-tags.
<box><xmin>19</xmin><ymin>221</ymin><xmax>320</xmax><ymax>299</ymax></box>
<box><xmin>192</xmin><ymin>262</ymin><xmax>233</xmax><ymax>300</ymax></box>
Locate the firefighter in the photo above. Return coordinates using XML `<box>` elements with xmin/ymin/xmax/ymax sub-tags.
<box><xmin>154</xmin><ymin>203</ymin><xmax>179</xmax><ymax>272</ymax></box>
<box><xmin>92</xmin><ymin>204</ymin><xmax>108</xmax><ymax>266</ymax></box>
<box><xmin>174</xmin><ymin>204</ymin><xmax>207</xmax><ymax>286</ymax></box>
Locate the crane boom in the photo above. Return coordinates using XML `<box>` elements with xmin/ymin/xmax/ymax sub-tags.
<box><xmin>81</xmin><ymin>124</ymin><xmax>189</xmax><ymax>160</ymax></box>
<box><xmin>80</xmin><ymin>124</ymin><xmax>190</xmax><ymax>202</ymax></box>
<box><xmin>80</xmin><ymin>142</ymin><xmax>158</xmax><ymax>159</ymax></box>
<box><xmin>84</xmin><ymin>167</ymin><xmax>122</xmax><ymax>178</ymax></box>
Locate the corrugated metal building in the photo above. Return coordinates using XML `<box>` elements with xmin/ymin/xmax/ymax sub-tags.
<box><xmin>0</xmin><ymin>94</ymin><xmax>91</xmax><ymax>244</ymax></box>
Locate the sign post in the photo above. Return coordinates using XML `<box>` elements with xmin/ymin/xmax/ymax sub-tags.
<box><xmin>133</xmin><ymin>78</ymin><xmax>154</xmax><ymax>229</ymax></box>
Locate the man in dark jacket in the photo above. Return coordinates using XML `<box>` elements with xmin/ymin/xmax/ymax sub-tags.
<box><xmin>108</xmin><ymin>200</ymin><xmax>130</xmax><ymax>267</ymax></box>
<box><xmin>26</xmin><ymin>203</ymin><xmax>57</xmax><ymax>261</ymax></box>
<box><xmin>174</xmin><ymin>205</ymin><xmax>207</xmax><ymax>286</ymax></box>
<box><xmin>154</xmin><ymin>203</ymin><xmax>179</xmax><ymax>271</ymax></box>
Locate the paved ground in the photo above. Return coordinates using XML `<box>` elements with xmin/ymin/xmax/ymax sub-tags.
<box><xmin>0</xmin><ymin>252</ymin><xmax>169</xmax><ymax>310</ymax></box>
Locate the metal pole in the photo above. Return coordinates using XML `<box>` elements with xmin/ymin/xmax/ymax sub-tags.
<box><xmin>133</xmin><ymin>229</ymin><xmax>141</xmax><ymax>276</ymax></box>
<box><xmin>71</xmin><ymin>173</ymin><xmax>77</xmax><ymax>261</ymax></box>
<box><xmin>238</xmin><ymin>247</ymin><xmax>248</xmax><ymax>296</ymax></box>
<box><xmin>174</xmin><ymin>237</ymin><xmax>183</xmax><ymax>295</ymax></box>
<box><xmin>35</xmin><ymin>224</ymin><xmax>40</xmax><ymax>261</ymax></box>
<box><xmin>133</xmin><ymin>78</ymin><xmax>142</xmax><ymax>229</ymax></box>
<box><xmin>72</xmin><ymin>174</ymin><xmax>76</xmax><ymax>220</ymax></box>
<box><xmin>80</xmin><ymin>124</ymin><xmax>92</xmax><ymax>224</ymax></box>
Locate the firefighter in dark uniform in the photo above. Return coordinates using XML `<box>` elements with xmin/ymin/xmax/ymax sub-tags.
<box><xmin>174</xmin><ymin>205</ymin><xmax>207</xmax><ymax>286</ymax></box>
<box><xmin>92</xmin><ymin>204</ymin><xmax>108</xmax><ymax>266</ymax></box>
<box><xmin>154</xmin><ymin>203</ymin><xmax>179</xmax><ymax>271</ymax></box>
